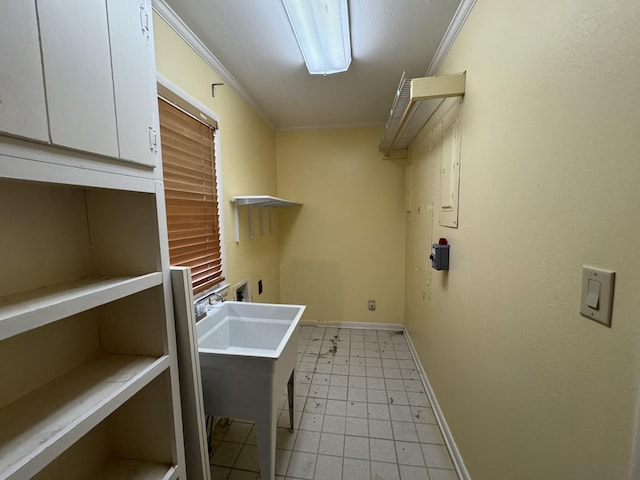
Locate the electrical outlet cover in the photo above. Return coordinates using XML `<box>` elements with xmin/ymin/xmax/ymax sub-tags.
<box><xmin>580</xmin><ymin>266</ymin><xmax>615</xmax><ymax>327</ymax></box>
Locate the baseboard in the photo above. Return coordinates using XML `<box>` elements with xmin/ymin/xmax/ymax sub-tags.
<box><xmin>299</xmin><ymin>320</ymin><xmax>404</xmax><ymax>331</ymax></box>
<box><xmin>403</xmin><ymin>327</ymin><xmax>471</xmax><ymax>480</ymax></box>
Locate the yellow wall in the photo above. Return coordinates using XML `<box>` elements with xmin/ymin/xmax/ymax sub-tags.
<box><xmin>277</xmin><ymin>127</ymin><xmax>406</xmax><ymax>325</ymax></box>
<box><xmin>405</xmin><ymin>1</ymin><xmax>640</xmax><ymax>479</ymax></box>
<box><xmin>153</xmin><ymin>14</ymin><xmax>281</xmax><ymax>302</ymax></box>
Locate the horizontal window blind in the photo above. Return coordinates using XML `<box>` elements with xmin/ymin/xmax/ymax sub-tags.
<box><xmin>159</xmin><ymin>98</ymin><xmax>224</xmax><ymax>295</ymax></box>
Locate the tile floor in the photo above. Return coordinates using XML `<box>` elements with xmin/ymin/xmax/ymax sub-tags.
<box><xmin>209</xmin><ymin>326</ymin><xmax>458</xmax><ymax>480</ymax></box>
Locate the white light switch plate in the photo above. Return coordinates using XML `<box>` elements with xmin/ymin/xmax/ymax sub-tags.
<box><xmin>580</xmin><ymin>266</ymin><xmax>615</xmax><ymax>327</ymax></box>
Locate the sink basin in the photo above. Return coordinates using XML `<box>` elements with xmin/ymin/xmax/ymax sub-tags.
<box><xmin>198</xmin><ymin>302</ymin><xmax>302</xmax><ymax>357</ymax></box>
<box><xmin>196</xmin><ymin>301</ymin><xmax>305</xmax><ymax>480</ymax></box>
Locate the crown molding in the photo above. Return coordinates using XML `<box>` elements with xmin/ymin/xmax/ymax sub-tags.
<box><xmin>425</xmin><ymin>0</ymin><xmax>476</xmax><ymax>76</ymax></box>
<box><xmin>152</xmin><ymin>0</ymin><xmax>275</xmax><ymax>129</ymax></box>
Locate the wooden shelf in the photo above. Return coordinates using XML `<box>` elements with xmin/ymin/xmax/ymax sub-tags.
<box><xmin>97</xmin><ymin>459</ymin><xmax>177</xmax><ymax>480</ymax></box>
<box><xmin>0</xmin><ymin>354</ymin><xmax>169</xmax><ymax>480</ymax></box>
<box><xmin>0</xmin><ymin>273</ymin><xmax>163</xmax><ymax>342</ymax></box>
<box><xmin>231</xmin><ymin>195</ymin><xmax>301</xmax><ymax>242</ymax></box>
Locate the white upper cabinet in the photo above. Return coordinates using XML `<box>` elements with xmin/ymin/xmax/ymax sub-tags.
<box><xmin>23</xmin><ymin>0</ymin><xmax>159</xmax><ymax>168</ymax></box>
<box><xmin>107</xmin><ymin>0</ymin><xmax>158</xmax><ymax>167</ymax></box>
<box><xmin>0</xmin><ymin>0</ymin><xmax>49</xmax><ymax>143</ymax></box>
<box><xmin>38</xmin><ymin>0</ymin><xmax>119</xmax><ymax>158</ymax></box>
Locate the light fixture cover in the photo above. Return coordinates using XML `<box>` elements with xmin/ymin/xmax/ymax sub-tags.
<box><xmin>282</xmin><ymin>0</ymin><xmax>352</xmax><ymax>75</ymax></box>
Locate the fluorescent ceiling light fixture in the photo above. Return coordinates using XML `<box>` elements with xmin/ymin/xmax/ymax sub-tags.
<box><xmin>282</xmin><ymin>0</ymin><xmax>351</xmax><ymax>75</ymax></box>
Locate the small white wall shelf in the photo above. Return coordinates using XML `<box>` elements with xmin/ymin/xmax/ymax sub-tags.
<box><xmin>231</xmin><ymin>196</ymin><xmax>301</xmax><ymax>242</ymax></box>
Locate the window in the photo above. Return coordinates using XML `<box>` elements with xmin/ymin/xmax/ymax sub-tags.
<box><xmin>158</xmin><ymin>97</ymin><xmax>224</xmax><ymax>295</ymax></box>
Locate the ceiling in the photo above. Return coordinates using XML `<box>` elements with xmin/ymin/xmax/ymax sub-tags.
<box><xmin>160</xmin><ymin>0</ymin><xmax>463</xmax><ymax>130</ymax></box>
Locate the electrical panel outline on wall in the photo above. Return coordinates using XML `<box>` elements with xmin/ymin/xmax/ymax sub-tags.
<box><xmin>436</xmin><ymin>97</ymin><xmax>463</xmax><ymax>228</ymax></box>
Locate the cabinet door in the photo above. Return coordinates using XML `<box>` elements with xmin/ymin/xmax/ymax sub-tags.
<box><xmin>107</xmin><ymin>0</ymin><xmax>158</xmax><ymax>168</ymax></box>
<box><xmin>38</xmin><ymin>0</ymin><xmax>119</xmax><ymax>158</ymax></box>
<box><xmin>0</xmin><ymin>0</ymin><xmax>49</xmax><ymax>143</ymax></box>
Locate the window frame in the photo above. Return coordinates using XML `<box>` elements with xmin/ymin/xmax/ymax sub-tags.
<box><xmin>157</xmin><ymin>74</ymin><xmax>227</xmax><ymax>299</ymax></box>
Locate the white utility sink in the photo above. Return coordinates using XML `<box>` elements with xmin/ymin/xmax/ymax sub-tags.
<box><xmin>196</xmin><ymin>301</ymin><xmax>305</xmax><ymax>480</ymax></box>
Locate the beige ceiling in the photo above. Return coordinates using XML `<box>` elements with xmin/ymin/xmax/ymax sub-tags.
<box><xmin>160</xmin><ymin>0</ymin><xmax>463</xmax><ymax>130</ymax></box>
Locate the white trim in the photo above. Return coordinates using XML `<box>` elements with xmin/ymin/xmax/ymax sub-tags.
<box><xmin>403</xmin><ymin>327</ymin><xmax>471</xmax><ymax>480</ymax></box>
<box><xmin>299</xmin><ymin>320</ymin><xmax>404</xmax><ymax>331</ymax></box>
<box><xmin>277</xmin><ymin>120</ymin><xmax>385</xmax><ymax>133</ymax></box>
<box><xmin>425</xmin><ymin>0</ymin><xmax>476</xmax><ymax>76</ymax></box>
<box><xmin>157</xmin><ymin>74</ymin><xmax>220</xmax><ymax>129</ymax></box>
<box><xmin>151</xmin><ymin>0</ymin><xmax>275</xmax><ymax>129</ymax></box>
<box><xmin>156</xmin><ymin>74</ymin><xmax>228</xmax><ymax>294</ymax></box>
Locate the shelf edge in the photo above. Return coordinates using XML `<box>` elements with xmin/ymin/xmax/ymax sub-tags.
<box><xmin>0</xmin><ymin>272</ymin><xmax>163</xmax><ymax>342</ymax></box>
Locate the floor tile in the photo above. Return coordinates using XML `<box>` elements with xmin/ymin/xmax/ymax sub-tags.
<box><xmin>392</xmin><ymin>421</ymin><xmax>419</xmax><ymax>442</ymax></box>
<box><xmin>305</xmin><ymin>398</ymin><xmax>327</xmax><ymax>414</ymax></box>
<box><xmin>322</xmin><ymin>414</ymin><xmax>346</xmax><ymax>434</ymax></box>
<box><xmin>210</xmin><ymin>465</ymin><xmax>231</xmax><ymax>480</ymax></box>
<box><xmin>211</xmin><ymin>442</ymin><xmax>243</xmax><ymax>467</ymax></box>
<box><xmin>395</xmin><ymin>441</ymin><xmax>425</xmax><ymax>466</ymax></box>
<box><xmin>312</xmin><ymin>373</ymin><xmax>331</xmax><ymax>386</ymax></box>
<box><xmin>365</xmin><ymin>357</ymin><xmax>382</xmax><ymax>368</ymax></box>
<box><xmin>348</xmin><ymin>376</ymin><xmax>366</xmax><ymax>388</ymax></box>
<box><xmin>314</xmin><ymin>363</ymin><xmax>332</xmax><ymax>374</ymax></box>
<box><xmin>344</xmin><ymin>435</ymin><xmax>369</xmax><ymax>460</ymax></box>
<box><xmin>366</xmin><ymin>366</ymin><xmax>384</xmax><ymax>377</ymax></box>
<box><xmin>383</xmin><ymin>368</ymin><xmax>403</xmax><ymax>379</ymax></box>
<box><xmin>407</xmin><ymin>392</ymin><xmax>430</xmax><ymax>407</ymax></box>
<box><xmin>367</xmin><ymin>403</ymin><xmax>390</xmax><ymax>420</ymax></box>
<box><xmin>342</xmin><ymin>458</ymin><xmax>370</xmax><ymax>480</ymax></box>
<box><xmin>380</xmin><ymin>349</ymin><xmax>398</xmax><ymax>359</ymax></box>
<box><xmin>403</xmin><ymin>380</ymin><xmax>424</xmax><ymax>393</ymax></box>
<box><xmin>350</xmin><ymin>349</ymin><xmax>365</xmax><ymax>359</ymax></box>
<box><xmin>325</xmin><ymin>399</ymin><xmax>347</xmax><ymax>416</ymax></box>
<box><xmin>287</xmin><ymin>451</ymin><xmax>317</xmax><ymax>479</ymax></box>
<box><xmin>390</xmin><ymin>405</ymin><xmax>413</xmax><ymax>422</ymax></box>
<box><xmin>327</xmin><ymin>385</ymin><xmax>348</xmax><ymax>400</ymax></box>
<box><xmin>428</xmin><ymin>467</ymin><xmax>459</xmax><ymax>480</ymax></box>
<box><xmin>410</xmin><ymin>406</ymin><xmax>436</xmax><ymax>424</ymax></box>
<box><xmin>314</xmin><ymin>454</ymin><xmax>343</xmax><ymax>480</ymax></box>
<box><xmin>349</xmin><ymin>357</ymin><xmax>366</xmax><ymax>367</ymax></box>
<box><xmin>400</xmin><ymin>368</ymin><xmax>421</xmax><ymax>380</ymax></box>
<box><xmin>382</xmin><ymin>359</ymin><xmax>400</xmax><ymax>369</ymax></box>
<box><xmin>331</xmin><ymin>364</ymin><xmax>349</xmax><ymax>376</ymax></box>
<box><xmin>368</xmin><ymin>419</ymin><xmax>393</xmax><ymax>439</ymax></box>
<box><xmin>399</xmin><ymin>464</ymin><xmax>429</xmax><ymax>480</ymax></box>
<box><xmin>329</xmin><ymin>375</ymin><xmax>348</xmax><ymax>387</ymax></box>
<box><xmin>385</xmin><ymin>378</ymin><xmax>405</xmax><ymax>391</ymax></box>
<box><xmin>371</xmin><ymin>461</ymin><xmax>400</xmax><ymax>480</ymax></box>
<box><xmin>228</xmin><ymin>469</ymin><xmax>259</xmax><ymax>480</ymax></box>
<box><xmin>370</xmin><ymin>438</ymin><xmax>397</xmax><ymax>463</ymax></box>
<box><xmin>318</xmin><ymin>432</ymin><xmax>345</xmax><ymax>456</ymax></box>
<box><xmin>367</xmin><ymin>389</ymin><xmax>389</xmax><ymax>404</ymax></box>
<box><xmin>348</xmin><ymin>387</ymin><xmax>367</xmax><ymax>402</ymax></box>
<box><xmin>234</xmin><ymin>444</ymin><xmax>259</xmax><ymax>471</ymax></box>
<box><xmin>293</xmin><ymin>430</ymin><xmax>321</xmax><ymax>453</ymax></box>
<box><xmin>422</xmin><ymin>444</ymin><xmax>454</xmax><ymax>469</ymax></box>
<box><xmin>346</xmin><ymin>401</ymin><xmax>368</xmax><ymax>418</ymax></box>
<box><xmin>276</xmin><ymin>427</ymin><xmax>298</xmax><ymax>450</ymax></box>
<box><xmin>308</xmin><ymin>384</ymin><xmax>329</xmax><ymax>399</ymax></box>
<box><xmin>345</xmin><ymin>416</ymin><xmax>369</xmax><ymax>437</ymax></box>
<box><xmin>416</xmin><ymin>423</ymin><xmax>445</xmax><ymax>444</ymax></box>
<box><xmin>366</xmin><ymin>377</ymin><xmax>386</xmax><ymax>390</ymax></box>
<box><xmin>299</xmin><ymin>413</ymin><xmax>324</xmax><ymax>432</ymax></box>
